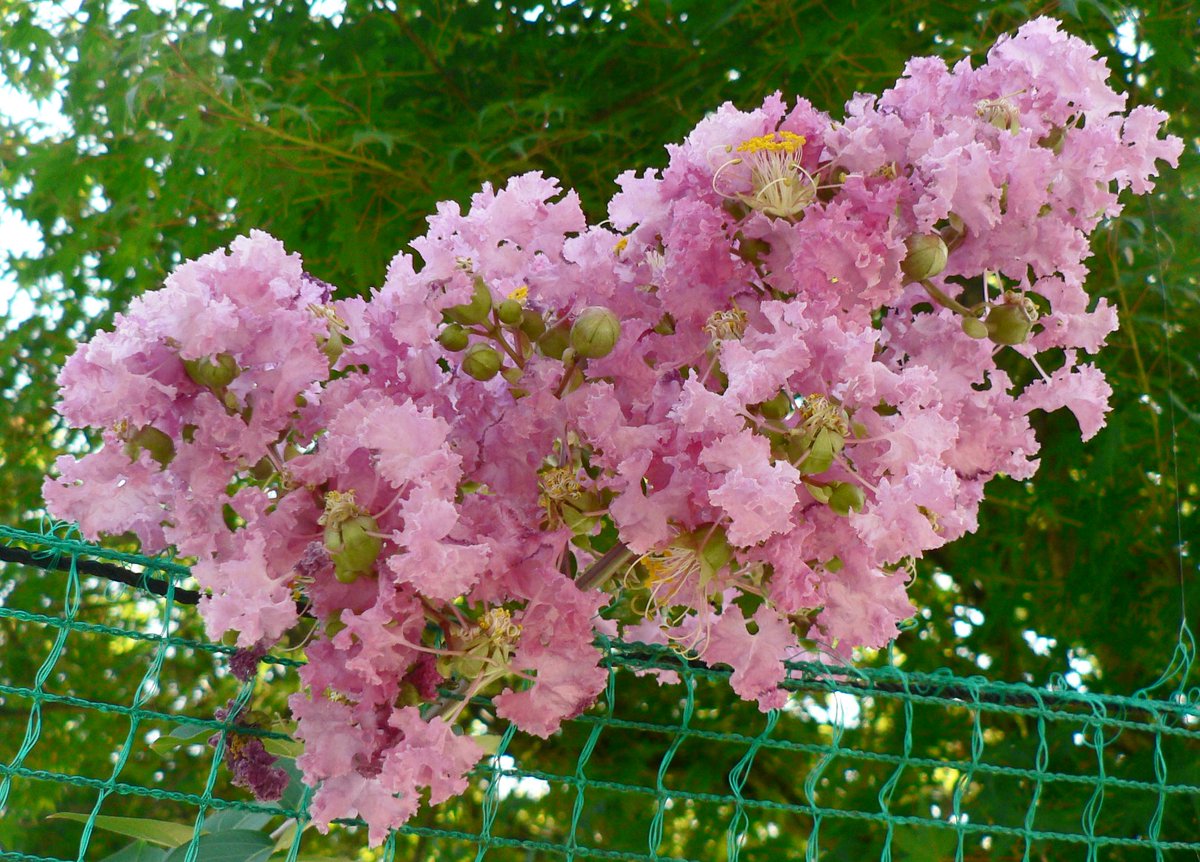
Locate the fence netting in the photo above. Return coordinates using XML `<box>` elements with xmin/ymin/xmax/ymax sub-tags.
<box><xmin>1</xmin><ymin>524</ymin><xmax>1197</xmax><ymax>861</ymax></box>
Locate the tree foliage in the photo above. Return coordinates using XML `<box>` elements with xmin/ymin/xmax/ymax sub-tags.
<box><xmin>0</xmin><ymin>0</ymin><xmax>1197</xmax><ymax>858</ymax></box>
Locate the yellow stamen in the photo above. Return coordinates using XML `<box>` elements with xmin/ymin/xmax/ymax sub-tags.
<box><xmin>308</xmin><ymin>303</ymin><xmax>347</xmax><ymax>330</ymax></box>
<box><xmin>735</xmin><ymin>131</ymin><xmax>807</xmax><ymax>155</ymax></box>
<box><xmin>507</xmin><ymin>285</ymin><xmax>529</xmax><ymax>303</ymax></box>
<box><xmin>538</xmin><ymin>466</ymin><xmax>584</xmax><ymax>528</ymax></box>
<box><xmin>714</xmin><ymin>131</ymin><xmax>816</xmax><ymax>219</ymax></box>
<box><xmin>539</xmin><ymin>466</ymin><xmax>582</xmax><ymax>504</ymax></box>
<box><xmin>798</xmin><ymin>394</ymin><xmax>849</xmax><ymax>437</ymax></box>
<box><xmin>704</xmin><ymin>307</ymin><xmax>748</xmax><ymax>341</ymax></box>
<box><xmin>613</xmin><ymin>237</ymin><xmax>629</xmax><ymax>255</ymax></box>
<box><xmin>318</xmin><ymin>489</ymin><xmax>363</xmax><ymax>528</ymax></box>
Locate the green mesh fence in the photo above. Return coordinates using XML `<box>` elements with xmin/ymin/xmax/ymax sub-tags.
<box><xmin>1</xmin><ymin>523</ymin><xmax>1198</xmax><ymax>861</ymax></box>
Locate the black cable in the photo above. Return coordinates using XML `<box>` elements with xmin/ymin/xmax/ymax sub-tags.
<box><xmin>0</xmin><ymin>542</ymin><xmax>201</xmax><ymax>604</ymax></box>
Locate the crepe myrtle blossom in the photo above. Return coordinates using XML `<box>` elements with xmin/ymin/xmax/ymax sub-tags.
<box><xmin>43</xmin><ymin>18</ymin><xmax>1179</xmax><ymax>843</ymax></box>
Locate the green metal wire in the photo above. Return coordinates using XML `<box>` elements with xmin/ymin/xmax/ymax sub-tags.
<box><xmin>1</xmin><ymin>525</ymin><xmax>1198</xmax><ymax>862</ymax></box>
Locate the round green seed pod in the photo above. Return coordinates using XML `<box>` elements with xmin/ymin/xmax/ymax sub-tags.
<box><xmin>497</xmin><ymin>299</ymin><xmax>524</xmax><ymax>325</ymax></box>
<box><xmin>756</xmin><ymin>390</ymin><xmax>793</xmax><ymax>420</ymax></box>
<box><xmin>438</xmin><ymin>324</ymin><xmax>470</xmax><ymax>351</ymax></box>
<box><xmin>961</xmin><ymin>316</ymin><xmax>989</xmax><ymax>339</ymax></box>
<box><xmin>325</xmin><ymin>514</ymin><xmax>382</xmax><ymax>583</ymax></box>
<box><xmin>447</xmin><ymin>276</ymin><xmax>493</xmax><ymax>325</ymax></box>
<box><xmin>537</xmin><ymin>320</ymin><xmax>572</xmax><ymax>360</ymax></box>
<box><xmin>828</xmin><ymin>482</ymin><xmax>866</xmax><ymax>516</ymax></box>
<box><xmin>901</xmin><ymin>233</ymin><xmax>949</xmax><ymax>281</ymax></box>
<box><xmin>985</xmin><ymin>303</ymin><xmax>1035</xmax><ymax>345</ymax></box>
<box><xmin>519</xmin><ymin>309</ymin><xmax>547</xmax><ymax>340</ymax></box>
<box><xmin>462</xmin><ymin>343</ymin><xmax>502</xmax><ymax>381</ymax></box>
<box><xmin>183</xmin><ymin>353</ymin><xmax>240</xmax><ymax>389</ymax></box>
<box><xmin>569</xmin><ymin>307</ymin><xmax>621</xmax><ymax>359</ymax></box>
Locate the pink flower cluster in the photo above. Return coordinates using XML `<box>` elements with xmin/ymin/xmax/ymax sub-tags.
<box><xmin>43</xmin><ymin>19</ymin><xmax>1179</xmax><ymax>843</ymax></box>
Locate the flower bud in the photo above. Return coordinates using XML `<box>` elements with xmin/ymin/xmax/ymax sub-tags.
<box><xmin>462</xmin><ymin>343</ymin><xmax>502</xmax><ymax>381</ymax></box>
<box><xmin>570</xmin><ymin>306</ymin><xmax>621</xmax><ymax>359</ymax></box>
<box><xmin>537</xmin><ymin>320</ymin><xmax>572</xmax><ymax>359</ymax></box>
<box><xmin>123</xmin><ymin>425</ymin><xmax>175</xmax><ymax>468</ymax></box>
<box><xmin>519</xmin><ymin>309</ymin><xmax>547</xmax><ymax>340</ymax></box>
<box><xmin>985</xmin><ymin>293</ymin><xmax>1038</xmax><ymax>346</ymax></box>
<box><xmin>961</xmin><ymin>316</ymin><xmax>989</xmax><ymax>339</ymax></box>
<box><xmin>828</xmin><ymin>482</ymin><xmax>866</xmax><ymax>516</ymax></box>
<box><xmin>324</xmin><ymin>514</ymin><xmax>382</xmax><ymax>583</ymax></box>
<box><xmin>184</xmin><ymin>353</ymin><xmax>240</xmax><ymax>389</ymax></box>
<box><xmin>901</xmin><ymin>233</ymin><xmax>948</xmax><ymax>281</ymax></box>
<box><xmin>756</xmin><ymin>390</ymin><xmax>792</xmax><ymax>420</ymax></box>
<box><xmin>497</xmin><ymin>299</ymin><xmax>523</xmax><ymax>326</ymax></box>
<box><xmin>447</xmin><ymin>276</ymin><xmax>493</xmax><ymax>325</ymax></box>
<box><xmin>438</xmin><ymin>324</ymin><xmax>470</xmax><ymax>351</ymax></box>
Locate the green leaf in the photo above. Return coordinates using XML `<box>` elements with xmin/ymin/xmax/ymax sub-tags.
<box><xmin>162</xmin><ymin>830</ymin><xmax>273</xmax><ymax>862</ymax></box>
<box><xmin>150</xmin><ymin>723</ymin><xmax>212</xmax><ymax>756</ymax></box>
<box><xmin>349</xmin><ymin>129</ymin><xmax>398</xmax><ymax>156</ymax></box>
<box><xmin>100</xmin><ymin>841</ymin><xmax>168</xmax><ymax>862</ymax></box>
<box><xmin>48</xmin><ymin>814</ymin><xmax>196</xmax><ymax>848</ymax></box>
<box><xmin>260</xmin><ymin>736</ymin><xmax>304</xmax><ymax>759</ymax></box>
<box><xmin>203</xmin><ymin>810</ymin><xmax>273</xmax><ymax>833</ymax></box>
<box><xmin>276</xmin><ymin>757</ymin><xmax>308</xmax><ymax>811</ymax></box>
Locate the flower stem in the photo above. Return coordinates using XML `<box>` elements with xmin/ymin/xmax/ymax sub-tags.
<box><xmin>920</xmin><ymin>279</ymin><xmax>974</xmax><ymax>317</ymax></box>
<box><xmin>575</xmin><ymin>542</ymin><xmax>637</xmax><ymax>591</ymax></box>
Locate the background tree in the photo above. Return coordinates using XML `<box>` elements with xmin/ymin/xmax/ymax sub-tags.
<box><xmin>0</xmin><ymin>0</ymin><xmax>1196</xmax><ymax>858</ymax></box>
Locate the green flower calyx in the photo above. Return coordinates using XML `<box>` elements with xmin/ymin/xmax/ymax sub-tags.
<box><xmin>447</xmin><ymin>276</ymin><xmax>493</xmax><ymax>325</ymax></box>
<box><xmin>320</xmin><ymin>490</ymin><xmax>382</xmax><ymax>583</ymax></box>
<box><xmin>985</xmin><ymin>291</ymin><xmax>1038</xmax><ymax>345</ymax></box>
<box><xmin>570</xmin><ymin>306</ymin><xmax>621</xmax><ymax>359</ymax></box>
<box><xmin>462</xmin><ymin>343</ymin><xmax>503</xmax><ymax>381</ymax></box>
<box><xmin>438</xmin><ymin>324</ymin><xmax>470</xmax><ymax>352</ymax></box>
<box><xmin>183</xmin><ymin>353</ymin><xmax>240</xmax><ymax>389</ymax></box>
<box><xmin>901</xmin><ymin>233</ymin><xmax>949</xmax><ymax>281</ymax></box>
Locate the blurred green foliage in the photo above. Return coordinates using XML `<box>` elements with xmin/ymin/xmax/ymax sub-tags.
<box><xmin>0</xmin><ymin>0</ymin><xmax>1197</xmax><ymax>858</ymax></box>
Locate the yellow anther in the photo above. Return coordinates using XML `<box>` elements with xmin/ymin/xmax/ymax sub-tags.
<box><xmin>507</xmin><ymin>285</ymin><xmax>529</xmax><ymax>303</ymax></box>
<box><xmin>704</xmin><ymin>307</ymin><xmax>748</xmax><ymax>341</ymax></box>
<box><xmin>613</xmin><ymin>237</ymin><xmax>629</xmax><ymax>255</ymax></box>
<box><xmin>318</xmin><ymin>489</ymin><xmax>362</xmax><ymax>527</ymax></box>
<box><xmin>308</xmin><ymin>303</ymin><xmax>347</xmax><ymax>330</ymax></box>
<box><xmin>539</xmin><ymin>466</ymin><xmax>582</xmax><ymax>504</ymax></box>
<box><xmin>799</xmin><ymin>395</ymin><xmax>849</xmax><ymax>437</ymax></box>
<box><xmin>714</xmin><ymin>131</ymin><xmax>816</xmax><ymax>219</ymax></box>
<box><xmin>735</xmin><ymin>131</ymin><xmax>807</xmax><ymax>155</ymax></box>
<box><xmin>473</xmin><ymin>607</ymin><xmax>522</xmax><ymax>647</ymax></box>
